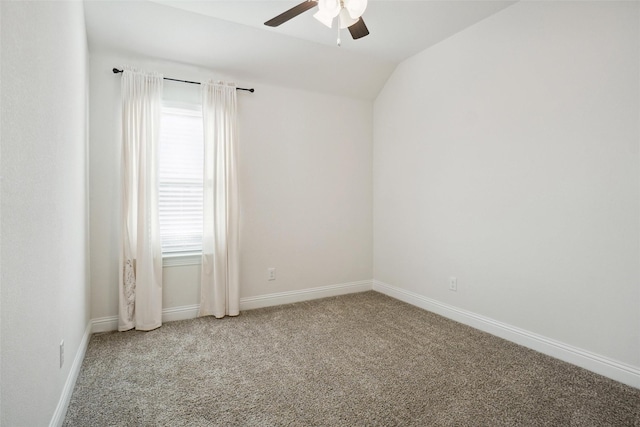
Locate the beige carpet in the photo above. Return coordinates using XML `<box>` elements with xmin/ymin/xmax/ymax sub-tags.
<box><xmin>64</xmin><ymin>291</ymin><xmax>640</xmax><ymax>426</ymax></box>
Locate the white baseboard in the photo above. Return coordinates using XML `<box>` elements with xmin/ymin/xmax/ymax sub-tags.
<box><xmin>240</xmin><ymin>280</ymin><xmax>373</xmax><ymax>310</ymax></box>
<box><xmin>91</xmin><ymin>280</ymin><xmax>373</xmax><ymax>333</ymax></box>
<box><xmin>162</xmin><ymin>304</ymin><xmax>200</xmax><ymax>323</ymax></box>
<box><xmin>91</xmin><ymin>315</ymin><xmax>118</xmax><ymax>333</ymax></box>
<box><xmin>49</xmin><ymin>321</ymin><xmax>92</xmax><ymax>427</ymax></box>
<box><xmin>373</xmin><ymin>280</ymin><xmax>640</xmax><ymax>389</ymax></box>
<box><xmin>92</xmin><ymin>304</ymin><xmax>202</xmax><ymax>333</ymax></box>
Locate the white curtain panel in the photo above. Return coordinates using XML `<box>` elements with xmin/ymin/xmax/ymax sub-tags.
<box><xmin>199</xmin><ymin>81</ymin><xmax>240</xmax><ymax>318</ymax></box>
<box><xmin>119</xmin><ymin>67</ymin><xmax>164</xmax><ymax>331</ymax></box>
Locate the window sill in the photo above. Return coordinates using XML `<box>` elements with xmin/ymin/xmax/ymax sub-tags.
<box><xmin>162</xmin><ymin>253</ymin><xmax>202</xmax><ymax>267</ymax></box>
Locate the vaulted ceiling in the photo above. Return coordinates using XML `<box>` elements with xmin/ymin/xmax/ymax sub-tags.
<box><xmin>84</xmin><ymin>0</ymin><xmax>517</xmax><ymax>100</ymax></box>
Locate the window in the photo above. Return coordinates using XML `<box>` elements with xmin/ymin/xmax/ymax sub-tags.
<box><xmin>158</xmin><ymin>102</ymin><xmax>204</xmax><ymax>259</ymax></box>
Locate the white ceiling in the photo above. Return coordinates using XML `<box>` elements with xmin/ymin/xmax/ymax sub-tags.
<box><xmin>84</xmin><ymin>0</ymin><xmax>517</xmax><ymax>100</ymax></box>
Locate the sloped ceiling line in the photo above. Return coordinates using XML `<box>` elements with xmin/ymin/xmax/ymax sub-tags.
<box><xmin>84</xmin><ymin>0</ymin><xmax>516</xmax><ymax>100</ymax></box>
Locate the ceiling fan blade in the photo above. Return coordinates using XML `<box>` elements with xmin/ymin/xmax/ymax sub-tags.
<box><xmin>264</xmin><ymin>1</ymin><xmax>318</xmax><ymax>27</ymax></box>
<box><xmin>348</xmin><ymin>18</ymin><xmax>369</xmax><ymax>40</ymax></box>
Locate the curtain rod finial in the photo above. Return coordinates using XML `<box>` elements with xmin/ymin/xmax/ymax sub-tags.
<box><xmin>113</xmin><ymin>68</ymin><xmax>122</xmax><ymax>74</ymax></box>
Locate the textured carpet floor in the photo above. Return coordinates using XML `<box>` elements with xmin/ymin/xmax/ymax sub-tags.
<box><xmin>64</xmin><ymin>291</ymin><xmax>640</xmax><ymax>426</ymax></box>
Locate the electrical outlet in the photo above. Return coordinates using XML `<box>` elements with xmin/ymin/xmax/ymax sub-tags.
<box><xmin>449</xmin><ymin>277</ymin><xmax>457</xmax><ymax>292</ymax></box>
<box><xmin>60</xmin><ymin>340</ymin><xmax>64</xmax><ymax>368</ymax></box>
<box><xmin>267</xmin><ymin>268</ymin><xmax>276</xmax><ymax>281</ymax></box>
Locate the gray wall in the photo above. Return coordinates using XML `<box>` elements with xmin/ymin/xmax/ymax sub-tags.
<box><xmin>89</xmin><ymin>52</ymin><xmax>373</xmax><ymax>321</ymax></box>
<box><xmin>374</xmin><ymin>1</ymin><xmax>639</xmax><ymax>369</ymax></box>
<box><xmin>1</xmin><ymin>2</ymin><xmax>90</xmax><ymax>425</ymax></box>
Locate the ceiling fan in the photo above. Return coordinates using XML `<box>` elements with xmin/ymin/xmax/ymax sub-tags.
<box><xmin>264</xmin><ymin>0</ymin><xmax>370</xmax><ymax>45</ymax></box>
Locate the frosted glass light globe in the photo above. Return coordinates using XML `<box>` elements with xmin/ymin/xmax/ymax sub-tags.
<box><xmin>345</xmin><ymin>0</ymin><xmax>367</xmax><ymax>19</ymax></box>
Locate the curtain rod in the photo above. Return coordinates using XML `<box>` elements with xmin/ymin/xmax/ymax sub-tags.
<box><xmin>112</xmin><ymin>68</ymin><xmax>255</xmax><ymax>93</ymax></box>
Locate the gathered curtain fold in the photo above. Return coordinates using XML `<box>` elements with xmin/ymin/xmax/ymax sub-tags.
<box><xmin>199</xmin><ymin>81</ymin><xmax>240</xmax><ymax>318</ymax></box>
<box><xmin>118</xmin><ymin>67</ymin><xmax>164</xmax><ymax>331</ymax></box>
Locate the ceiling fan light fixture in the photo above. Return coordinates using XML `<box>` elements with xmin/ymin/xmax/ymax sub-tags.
<box><xmin>264</xmin><ymin>0</ymin><xmax>370</xmax><ymax>41</ymax></box>
<box><xmin>313</xmin><ymin>9</ymin><xmax>335</xmax><ymax>28</ymax></box>
<box><xmin>338</xmin><ymin>8</ymin><xmax>358</xmax><ymax>29</ymax></box>
<box><xmin>316</xmin><ymin>0</ymin><xmax>341</xmax><ymax>18</ymax></box>
<box><xmin>345</xmin><ymin>0</ymin><xmax>368</xmax><ymax>19</ymax></box>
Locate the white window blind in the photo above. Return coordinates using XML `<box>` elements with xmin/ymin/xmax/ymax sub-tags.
<box><xmin>158</xmin><ymin>102</ymin><xmax>204</xmax><ymax>255</ymax></box>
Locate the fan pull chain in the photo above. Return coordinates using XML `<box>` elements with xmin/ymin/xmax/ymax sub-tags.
<box><xmin>337</xmin><ymin>23</ymin><xmax>341</xmax><ymax>47</ymax></box>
